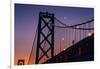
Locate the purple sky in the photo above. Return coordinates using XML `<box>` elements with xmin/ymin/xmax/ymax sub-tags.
<box><xmin>15</xmin><ymin>4</ymin><xmax>94</xmax><ymax>64</ymax></box>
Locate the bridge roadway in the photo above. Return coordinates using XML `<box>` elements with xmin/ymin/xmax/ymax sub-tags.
<box><xmin>43</xmin><ymin>34</ymin><xmax>94</xmax><ymax>64</ymax></box>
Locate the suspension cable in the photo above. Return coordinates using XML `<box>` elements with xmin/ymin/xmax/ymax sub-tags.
<box><xmin>28</xmin><ymin>26</ymin><xmax>38</xmax><ymax>64</ymax></box>
<box><xmin>54</xmin><ymin>17</ymin><xmax>94</xmax><ymax>30</ymax></box>
<box><xmin>54</xmin><ymin>17</ymin><xmax>67</xmax><ymax>26</ymax></box>
<box><xmin>55</xmin><ymin>17</ymin><xmax>94</xmax><ymax>27</ymax></box>
<box><xmin>54</xmin><ymin>25</ymin><xmax>94</xmax><ymax>30</ymax></box>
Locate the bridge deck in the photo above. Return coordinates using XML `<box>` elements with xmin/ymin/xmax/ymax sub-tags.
<box><xmin>43</xmin><ymin>34</ymin><xmax>94</xmax><ymax>64</ymax></box>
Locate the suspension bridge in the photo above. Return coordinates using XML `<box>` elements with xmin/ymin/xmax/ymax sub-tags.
<box><xmin>17</xmin><ymin>11</ymin><xmax>94</xmax><ymax>65</ymax></box>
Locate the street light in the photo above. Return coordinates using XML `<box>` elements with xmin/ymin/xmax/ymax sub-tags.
<box><xmin>76</xmin><ymin>26</ymin><xmax>79</xmax><ymax>28</ymax></box>
<box><xmin>62</xmin><ymin>37</ymin><xmax>64</xmax><ymax>41</ymax></box>
<box><xmin>63</xmin><ymin>48</ymin><xmax>66</xmax><ymax>51</ymax></box>
<box><xmin>88</xmin><ymin>32</ymin><xmax>92</xmax><ymax>37</ymax></box>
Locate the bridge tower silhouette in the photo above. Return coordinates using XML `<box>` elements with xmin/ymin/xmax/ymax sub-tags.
<box><xmin>27</xmin><ymin>11</ymin><xmax>94</xmax><ymax>64</ymax></box>
<box><xmin>35</xmin><ymin>12</ymin><xmax>55</xmax><ymax>64</ymax></box>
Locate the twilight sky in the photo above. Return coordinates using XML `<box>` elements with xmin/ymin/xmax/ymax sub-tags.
<box><xmin>15</xmin><ymin>4</ymin><xmax>94</xmax><ymax>65</ymax></box>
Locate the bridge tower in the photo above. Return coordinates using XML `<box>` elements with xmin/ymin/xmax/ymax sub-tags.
<box><xmin>35</xmin><ymin>12</ymin><xmax>55</xmax><ymax>64</ymax></box>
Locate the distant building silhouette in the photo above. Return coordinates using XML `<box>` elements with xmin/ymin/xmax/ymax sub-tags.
<box><xmin>17</xmin><ymin>59</ymin><xmax>25</xmax><ymax>65</ymax></box>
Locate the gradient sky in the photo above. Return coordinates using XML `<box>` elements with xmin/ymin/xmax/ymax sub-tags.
<box><xmin>15</xmin><ymin>4</ymin><xmax>94</xmax><ymax>65</ymax></box>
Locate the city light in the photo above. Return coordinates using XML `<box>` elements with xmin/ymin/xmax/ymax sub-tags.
<box><xmin>76</xmin><ymin>26</ymin><xmax>79</xmax><ymax>28</ymax></box>
<box><xmin>61</xmin><ymin>37</ymin><xmax>64</xmax><ymax>40</ymax></box>
<box><xmin>63</xmin><ymin>48</ymin><xmax>66</xmax><ymax>51</ymax></box>
<box><xmin>88</xmin><ymin>32</ymin><xmax>92</xmax><ymax>36</ymax></box>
